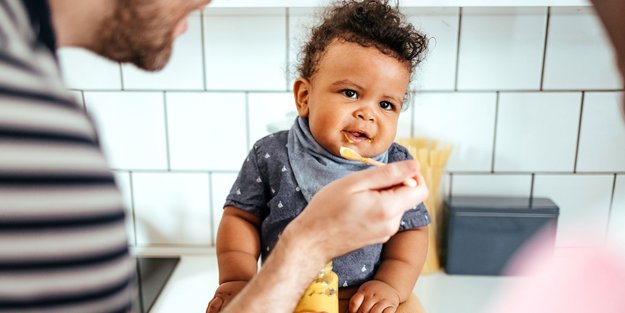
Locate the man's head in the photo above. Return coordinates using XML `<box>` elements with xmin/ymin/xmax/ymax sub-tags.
<box><xmin>50</xmin><ymin>0</ymin><xmax>210</xmax><ymax>71</ymax></box>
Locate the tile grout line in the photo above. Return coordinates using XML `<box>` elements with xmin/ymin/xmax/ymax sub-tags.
<box><xmin>490</xmin><ymin>91</ymin><xmax>500</xmax><ymax>173</ymax></box>
<box><xmin>604</xmin><ymin>173</ymin><xmax>618</xmax><ymax>243</ymax></box>
<box><xmin>119</xmin><ymin>63</ymin><xmax>125</xmax><ymax>91</ymax></box>
<box><xmin>135</xmin><ymin>245</ymin><xmax>144</xmax><ymax>312</ymax></box>
<box><xmin>453</xmin><ymin>7</ymin><xmax>462</xmax><ymax>92</ymax></box>
<box><xmin>539</xmin><ymin>7</ymin><xmax>551</xmax><ymax>91</ymax></box>
<box><xmin>128</xmin><ymin>171</ymin><xmax>139</xmax><ymax>247</ymax></box>
<box><xmin>163</xmin><ymin>92</ymin><xmax>172</xmax><ymax>171</ymax></box>
<box><xmin>603</xmin><ymin>173</ymin><xmax>618</xmax><ymax>243</ymax></box>
<box><xmin>285</xmin><ymin>8</ymin><xmax>291</xmax><ymax>91</ymax></box>
<box><xmin>448</xmin><ymin>173</ymin><xmax>454</xmax><ymax>198</ymax></box>
<box><xmin>572</xmin><ymin>91</ymin><xmax>585</xmax><ymax>173</ymax></box>
<box><xmin>529</xmin><ymin>173</ymin><xmax>535</xmax><ymax>201</ymax></box>
<box><xmin>208</xmin><ymin>172</ymin><xmax>215</xmax><ymax>246</ymax></box>
<box><xmin>80</xmin><ymin>90</ymin><xmax>87</xmax><ymax>112</ymax></box>
<box><xmin>245</xmin><ymin>92</ymin><xmax>251</xmax><ymax>150</ymax></box>
<box><xmin>200</xmin><ymin>10</ymin><xmax>208</xmax><ymax>91</ymax></box>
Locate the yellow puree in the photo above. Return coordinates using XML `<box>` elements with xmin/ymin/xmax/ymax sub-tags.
<box><xmin>294</xmin><ymin>262</ymin><xmax>339</xmax><ymax>313</ymax></box>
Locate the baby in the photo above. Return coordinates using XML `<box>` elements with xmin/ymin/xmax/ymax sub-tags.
<box><xmin>208</xmin><ymin>1</ymin><xmax>430</xmax><ymax>312</ymax></box>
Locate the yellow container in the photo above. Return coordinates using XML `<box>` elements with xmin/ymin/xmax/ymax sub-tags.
<box><xmin>294</xmin><ymin>262</ymin><xmax>339</xmax><ymax>313</ymax></box>
<box><xmin>396</xmin><ymin>138</ymin><xmax>452</xmax><ymax>275</ymax></box>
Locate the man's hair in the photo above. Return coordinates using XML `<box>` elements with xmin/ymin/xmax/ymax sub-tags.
<box><xmin>297</xmin><ymin>0</ymin><xmax>428</xmax><ymax>81</ymax></box>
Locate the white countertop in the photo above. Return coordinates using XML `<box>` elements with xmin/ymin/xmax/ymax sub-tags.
<box><xmin>148</xmin><ymin>254</ymin><xmax>518</xmax><ymax>313</ymax></box>
<box><xmin>149</xmin><ymin>255</ymin><xmax>219</xmax><ymax>313</ymax></box>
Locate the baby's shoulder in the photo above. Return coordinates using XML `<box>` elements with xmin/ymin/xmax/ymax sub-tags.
<box><xmin>250</xmin><ymin>131</ymin><xmax>289</xmax><ymax>160</ymax></box>
<box><xmin>252</xmin><ymin>131</ymin><xmax>288</xmax><ymax>150</ymax></box>
<box><xmin>388</xmin><ymin>142</ymin><xmax>413</xmax><ymax>162</ymax></box>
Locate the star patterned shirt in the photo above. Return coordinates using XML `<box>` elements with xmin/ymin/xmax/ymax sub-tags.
<box><xmin>224</xmin><ymin>131</ymin><xmax>431</xmax><ymax>287</ymax></box>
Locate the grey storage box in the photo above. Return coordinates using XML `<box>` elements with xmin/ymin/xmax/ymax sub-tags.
<box><xmin>443</xmin><ymin>196</ymin><xmax>559</xmax><ymax>275</ymax></box>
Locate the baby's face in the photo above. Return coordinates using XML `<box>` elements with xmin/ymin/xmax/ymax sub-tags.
<box><xmin>295</xmin><ymin>39</ymin><xmax>410</xmax><ymax>158</ymax></box>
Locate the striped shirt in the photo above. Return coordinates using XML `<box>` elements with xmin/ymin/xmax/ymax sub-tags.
<box><xmin>0</xmin><ymin>1</ymin><xmax>132</xmax><ymax>312</ymax></box>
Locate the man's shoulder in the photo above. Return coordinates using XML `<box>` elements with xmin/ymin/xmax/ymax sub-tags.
<box><xmin>0</xmin><ymin>1</ymin><xmax>36</xmax><ymax>58</ymax></box>
<box><xmin>0</xmin><ymin>1</ymin><xmax>28</xmax><ymax>36</ymax></box>
<box><xmin>0</xmin><ymin>0</ymin><xmax>75</xmax><ymax>106</ymax></box>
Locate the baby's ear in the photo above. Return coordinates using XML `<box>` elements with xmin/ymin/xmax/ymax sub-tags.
<box><xmin>293</xmin><ymin>77</ymin><xmax>310</xmax><ymax>117</ymax></box>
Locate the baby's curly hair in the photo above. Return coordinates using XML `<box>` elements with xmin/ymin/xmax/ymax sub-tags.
<box><xmin>297</xmin><ymin>0</ymin><xmax>427</xmax><ymax>81</ymax></box>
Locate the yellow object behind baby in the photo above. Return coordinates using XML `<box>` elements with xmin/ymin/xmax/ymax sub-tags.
<box><xmin>396</xmin><ymin>137</ymin><xmax>452</xmax><ymax>274</ymax></box>
<box><xmin>294</xmin><ymin>262</ymin><xmax>339</xmax><ymax>313</ymax></box>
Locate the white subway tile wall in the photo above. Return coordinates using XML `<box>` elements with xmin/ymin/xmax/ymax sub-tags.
<box><xmin>494</xmin><ymin>92</ymin><xmax>581</xmax><ymax>172</ymax></box>
<box><xmin>84</xmin><ymin>92</ymin><xmax>168</xmax><ymax>170</ymax></box>
<box><xmin>456</xmin><ymin>8</ymin><xmax>547</xmax><ymax>90</ymax></box>
<box><xmin>167</xmin><ymin>92</ymin><xmax>248</xmax><ymax>171</ymax></box>
<box><xmin>203</xmin><ymin>8</ymin><xmax>288</xmax><ymax>90</ymax></box>
<box><xmin>132</xmin><ymin>172</ymin><xmax>212</xmax><ymax>246</ymax></box>
<box><xmin>397</xmin><ymin>102</ymin><xmax>413</xmax><ymax>139</ymax></box>
<box><xmin>543</xmin><ymin>7</ymin><xmax>622</xmax><ymax>90</ymax></box>
<box><xmin>58</xmin><ymin>48</ymin><xmax>122</xmax><ymax>90</ymax></box>
<box><xmin>451</xmin><ymin>174</ymin><xmax>532</xmax><ymax>197</ymax></box>
<box><xmin>412</xmin><ymin>92</ymin><xmax>497</xmax><ymax>172</ymax></box>
<box><xmin>247</xmin><ymin>92</ymin><xmax>295</xmax><ymax>147</ymax></box>
<box><xmin>405</xmin><ymin>7</ymin><xmax>459</xmax><ymax>91</ymax></box>
<box><xmin>288</xmin><ymin>8</ymin><xmax>320</xmax><ymax>87</ymax></box>
<box><xmin>59</xmin><ymin>6</ymin><xmax>624</xmax><ymax>251</ymax></box>
<box><xmin>533</xmin><ymin>174</ymin><xmax>613</xmax><ymax>246</ymax></box>
<box><xmin>577</xmin><ymin>92</ymin><xmax>625</xmax><ymax>172</ymax></box>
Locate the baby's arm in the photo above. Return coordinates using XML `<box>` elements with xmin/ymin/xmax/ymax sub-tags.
<box><xmin>206</xmin><ymin>206</ymin><xmax>261</xmax><ymax>313</ymax></box>
<box><xmin>350</xmin><ymin>226</ymin><xmax>428</xmax><ymax>312</ymax></box>
<box><xmin>217</xmin><ymin>206</ymin><xmax>262</xmax><ymax>283</ymax></box>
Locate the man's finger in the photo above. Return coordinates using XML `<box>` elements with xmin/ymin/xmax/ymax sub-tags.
<box><xmin>381</xmin><ymin>171</ymin><xmax>429</xmax><ymax>212</ymax></box>
<box><xmin>338</xmin><ymin>160</ymin><xmax>421</xmax><ymax>191</ymax></box>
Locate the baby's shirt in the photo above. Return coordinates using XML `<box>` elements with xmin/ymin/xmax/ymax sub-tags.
<box><xmin>224</xmin><ymin>131</ymin><xmax>430</xmax><ymax>288</ymax></box>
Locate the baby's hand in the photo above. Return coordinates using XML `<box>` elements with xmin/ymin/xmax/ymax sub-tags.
<box><xmin>349</xmin><ymin>280</ymin><xmax>400</xmax><ymax>313</ymax></box>
<box><xmin>205</xmin><ymin>281</ymin><xmax>248</xmax><ymax>313</ymax></box>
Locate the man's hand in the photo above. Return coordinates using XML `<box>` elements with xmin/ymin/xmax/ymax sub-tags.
<box><xmin>206</xmin><ymin>281</ymin><xmax>248</xmax><ymax>313</ymax></box>
<box><xmin>349</xmin><ymin>280</ymin><xmax>401</xmax><ymax>313</ymax></box>
<box><xmin>285</xmin><ymin>160</ymin><xmax>429</xmax><ymax>262</ymax></box>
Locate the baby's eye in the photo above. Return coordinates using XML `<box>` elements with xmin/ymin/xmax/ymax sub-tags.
<box><xmin>341</xmin><ymin>89</ymin><xmax>358</xmax><ymax>99</ymax></box>
<box><xmin>380</xmin><ymin>101</ymin><xmax>395</xmax><ymax>111</ymax></box>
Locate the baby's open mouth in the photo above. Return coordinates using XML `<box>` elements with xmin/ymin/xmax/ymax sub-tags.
<box><xmin>342</xmin><ymin>130</ymin><xmax>373</xmax><ymax>143</ymax></box>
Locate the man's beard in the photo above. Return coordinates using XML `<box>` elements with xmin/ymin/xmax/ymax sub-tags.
<box><xmin>91</xmin><ymin>0</ymin><xmax>180</xmax><ymax>71</ymax></box>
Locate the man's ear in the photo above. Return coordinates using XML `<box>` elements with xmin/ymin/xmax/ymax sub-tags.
<box><xmin>293</xmin><ymin>77</ymin><xmax>310</xmax><ymax>117</ymax></box>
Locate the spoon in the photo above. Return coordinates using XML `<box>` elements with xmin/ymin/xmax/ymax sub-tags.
<box><xmin>339</xmin><ymin>146</ymin><xmax>418</xmax><ymax>187</ymax></box>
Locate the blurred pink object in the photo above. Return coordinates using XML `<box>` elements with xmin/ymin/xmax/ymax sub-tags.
<box><xmin>487</xmin><ymin>230</ymin><xmax>625</xmax><ymax>313</ymax></box>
